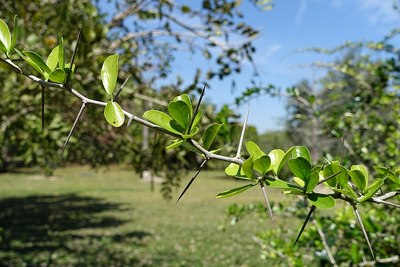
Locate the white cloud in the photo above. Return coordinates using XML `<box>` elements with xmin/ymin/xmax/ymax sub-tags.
<box><xmin>355</xmin><ymin>0</ymin><xmax>400</xmax><ymax>24</ymax></box>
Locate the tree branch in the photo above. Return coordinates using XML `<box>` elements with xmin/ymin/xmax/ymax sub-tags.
<box><xmin>106</xmin><ymin>0</ymin><xmax>153</xmax><ymax>28</ymax></box>
<box><xmin>164</xmin><ymin>13</ymin><xmax>258</xmax><ymax>51</ymax></box>
<box><xmin>359</xmin><ymin>255</ymin><xmax>399</xmax><ymax>267</ymax></box>
<box><xmin>312</xmin><ymin>218</ymin><xmax>338</xmax><ymax>267</ymax></box>
<box><xmin>1</xmin><ymin>56</ymin><xmax>243</xmax><ymax>167</ymax></box>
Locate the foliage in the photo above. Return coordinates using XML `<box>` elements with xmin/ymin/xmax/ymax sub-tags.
<box><xmin>226</xmin><ymin>201</ymin><xmax>400</xmax><ymax>266</ymax></box>
<box><xmin>286</xmin><ymin>52</ymin><xmax>400</xmax><ymax>168</ymax></box>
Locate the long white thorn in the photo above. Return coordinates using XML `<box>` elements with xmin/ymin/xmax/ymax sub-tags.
<box><xmin>235</xmin><ymin>103</ymin><xmax>250</xmax><ymax>158</ymax></box>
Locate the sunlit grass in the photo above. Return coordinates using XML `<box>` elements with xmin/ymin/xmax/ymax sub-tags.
<box><xmin>0</xmin><ymin>165</ymin><xmax>295</xmax><ymax>266</ymax></box>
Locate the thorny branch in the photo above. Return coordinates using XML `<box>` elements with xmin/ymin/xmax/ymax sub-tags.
<box><xmin>0</xmin><ymin>57</ymin><xmax>241</xmax><ymax>165</ymax></box>
<box><xmin>0</xmin><ymin>55</ymin><xmax>398</xmax><ymax>209</ymax></box>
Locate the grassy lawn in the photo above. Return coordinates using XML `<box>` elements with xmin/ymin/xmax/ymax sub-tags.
<box><xmin>0</xmin><ymin>165</ymin><xmax>294</xmax><ymax>266</ymax></box>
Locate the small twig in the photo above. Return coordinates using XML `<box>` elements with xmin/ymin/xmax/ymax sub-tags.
<box><xmin>187</xmin><ymin>83</ymin><xmax>206</xmax><ymax>133</ymax></box>
<box><xmin>127</xmin><ymin>116</ymin><xmax>134</xmax><ymax>127</ymax></box>
<box><xmin>235</xmin><ymin>104</ymin><xmax>250</xmax><ymax>158</ymax></box>
<box><xmin>0</xmin><ymin>58</ymin><xmax>22</xmax><ymax>73</ymax></box>
<box><xmin>359</xmin><ymin>255</ymin><xmax>399</xmax><ymax>266</ymax></box>
<box><xmin>259</xmin><ymin>180</ymin><xmax>273</xmax><ymax>221</ymax></box>
<box><xmin>293</xmin><ymin>205</ymin><xmax>316</xmax><ymax>247</ymax></box>
<box><xmin>372</xmin><ymin>190</ymin><xmax>400</xmax><ymax>201</ymax></box>
<box><xmin>371</xmin><ymin>199</ymin><xmax>400</xmax><ymax>208</ymax></box>
<box><xmin>65</xmin><ymin>28</ymin><xmax>82</xmax><ymax>85</ymax></box>
<box><xmin>352</xmin><ymin>205</ymin><xmax>375</xmax><ymax>260</ymax></box>
<box><xmin>176</xmin><ymin>158</ymin><xmax>208</xmax><ymax>203</ymax></box>
<box><xmin>61</xmin><ymin>102</ymin><xmax>86</xmax><ymax>155</ymax></box>
<box><xmin>312</xmin><ymin>218</ymin><xmax>338</xmax><ymax>267</ymax></box>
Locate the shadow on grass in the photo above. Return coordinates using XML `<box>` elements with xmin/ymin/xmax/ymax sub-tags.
<box><xmin>0</xmin><ymin>194</ymin><xmax>151</xmax><ymax>266</ymax></box>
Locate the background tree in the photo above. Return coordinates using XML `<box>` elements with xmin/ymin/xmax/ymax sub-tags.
<box><xmin>0</xmin><ymin>0</ymin><xmax>267</xmax><ymax>185</ymax></box>
<box><xmin>286</xmin><ymin>50</ymin><xmax>399</xmax><ymax>168</ymax></box>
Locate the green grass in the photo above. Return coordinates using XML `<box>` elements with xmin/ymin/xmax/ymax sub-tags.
<box><xmin>0</xmin><ymin>166</ymin><xmax>292</xmax><ymax>266</ymax></box>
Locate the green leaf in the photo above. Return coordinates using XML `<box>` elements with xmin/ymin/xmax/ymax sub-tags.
<box><xmin>293</xmin><ymin>177</ymin><xmax>305</xmax><ymax>187</ymax></box>
<box><xmin>15</xmin><ymin>49</ymin><xmax>45</xmax><ymax>77</ymax></box>
<box><xmin>358</xmin><ymin>179</ymin><xmax>384</xmax><ymax>202</ymax></box>
<box><xmin>10</xmin><ymin>15</ymin><xmax>18</xmax><ymax>54</ymax></box>
<box><xmin>253</xmin><ymin>155</ymin><xmax>271</xmax><ymax>176</ymax></box>
<box><xmin>47</xmin><ymin>45</ymin><xmax>59</xmax><ymax>71</ymax></box>
<box><xmin>307</xmin><ymin>193</ymin><xmax>336</xmax><ymax>209</ymax></box>
<box><xmin>305</xmin><ymin>172</ymin><xmax>319</xmax><ymax>193</ymax></box>
<box><xmin>349</xmin><ymin>169</ymin><xmax>367</xmax><ymax>191</ymax></box>
<box><xmin>351</xmin><ymin>165</ymin><xmax>368</xmax><ymax>181</ymax></box>
<box><xmin>24</xmin><ymin>51</ymin><xmax>52</xmax><ymax>74</ymax></box>
<box><xmin>180</xmin><ymin>140</ymin><xmax>203</xmax><ymax>155</ymax></box>
<box><xmin>323</xmin><ymin>163</ymin><xmax>348</xmax><ymax>187</ymax></box>
<box><xmin>277</xmin><ymin>146</ymin><xmax>295</xmax><ymax>174</ymax></box>
<box><xmin>202</xmin><ymin>123</ymin><xmax>222</xmax><ymax>150</ymax></box>
<box><xmin>312</xmin><ymin>165</ymin><xmax>323</xmax><ymax>173</ymax></box>
<box><xmin>48</xmin><ymin>68</ymin><xmax>66</xmax><ymax>83</ymax></box>
<box><xmin>245</xmin><ymin>141</ymin><xmax>265</xmax><ymax>160</ymax></box>
<box><xmin>264</xmin><ymin>177</ymin><xmax>303</xmax><ymax>193</ymax></box>
<box><xmin>168</xmin><ymin>100</ymin><xmax>191</xmax><ymax>130</ymax></box>
<box><xmin>0</xmin><ymin>37</ymin><xmax>6</xmax><ymax>54</ymax></box>
<box><xmin>0</xmin><ymin>18</ymin><xmax>11</xmax><ymax>53</ymax></box>
<box><xmin>216</xmin><ymin>183</ymin><xmax>256</xmax><ymax>198</ymax></box>
<box><xmin>182</xmin><ymin>127</ymin><xmax>199</xmax><ymax>139</ymax></box>
<box><xmin>242</xmin><ymin>156</ymin><xmax>254</xmax><ymax>179</ymax></box>
<box><xmin>101</xmin><ymin>54</ymin><xmax>119</xmax><ymax>95</ymax></box>
<box><xmin>65</xmin><ymin>63</ymin><xmax>75</xmax><ymax>80</ymax></box>
<box><xmin>209</xmin><ymin>148</ymin><xmax>221</xmax><ymax>154</ymax></box>
<box><xmin>291</xmin><ymin>146</ymin><xmax>311</xmax><ymax>162</ymax></box>
<box><xmin>58</xmin><ymin>36</ymin><xmax>64</xmax><ymax>69</ymax></box>
<box><xmin>344</xmin><ymin>183</ymin><xmax>358</xmax><ymax>200</ymax></box>
<box><xmin>104</xmin><ymin>101</ymin><xmax>125</xmax><ymax>127</ymax></box>
<box><xmin>174</xmin><ymin>94</ymin><xmax>193</xmax><ymax>116</ymax></box>
<box><xmin>268</xmin><ymin>149</ymin><xmax>285</xmax><ymax>174</ymax></box>
<box><xmin>373</xmin><ymin>166</ymin><xmax>400</xmax><ymax>186</ymax></box>
<box><xmin>224</xmin><ymin>163</ymin><xmax>248</xmax><ymax>179</ymax></box>
<box><xmin>165</xmin><ymin>140</ymin><xmax>183</xmax><ymax>150</ymax></box>
<box><xmin>288</xmin><ymin>157</ymin><xmax>311</xmax><ymax>181</ymax></box>
<box><xmin>143</xmin><ymin>110</ymin><xmax>181</xmax><ymax>135</ymax></box>
<box><xmin>191</xmin><ymin>109</ymin><xmax>203</xmax><ymax>130</ymax></box>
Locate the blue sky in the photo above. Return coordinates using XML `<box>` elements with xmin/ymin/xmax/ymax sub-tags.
<box><xmin>159</xmin><ymin>0</ymin><xmax>400</xmax><ymax>133</ymax></box>
<box><xmin>100</xmin><ymin>0</ymin><xmax>400</xmax><ymax>133</ymax></box>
